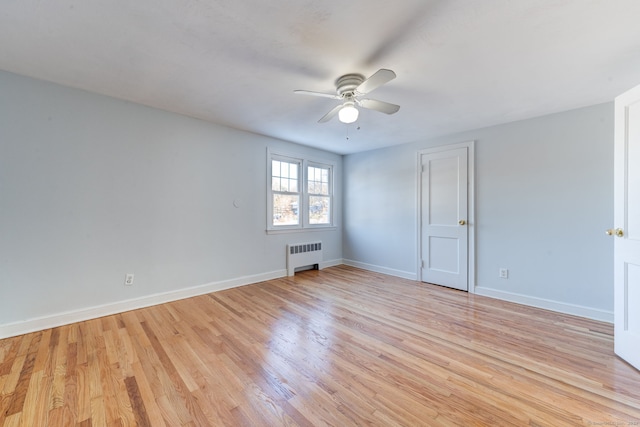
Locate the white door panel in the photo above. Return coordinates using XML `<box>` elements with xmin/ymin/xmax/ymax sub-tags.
<box><xmin>627</xmin><ymin>263</ymin><xmax>640</xmax><ymax>333</ymax></box>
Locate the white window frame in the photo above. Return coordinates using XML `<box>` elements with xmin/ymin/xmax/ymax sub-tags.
<box><xmin>268</xmin><ymin>153</ymin><xmax>303</xmax><ymax>231</ymax></box>
<box><xmin>267</xmin><ymin>149</ymin><xmax>335</xmax><ymax>233</ymax></box>
<box><xmin>306</xmin><ymin>161</ymin><xmax>333</xmax><ymax>227</ymax></box>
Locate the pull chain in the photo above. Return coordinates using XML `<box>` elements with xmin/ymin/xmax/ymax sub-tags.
<box><xmin>345</xmin><ymin>124</ymin><xmax>360</xmax><ymax>141</ymax></box>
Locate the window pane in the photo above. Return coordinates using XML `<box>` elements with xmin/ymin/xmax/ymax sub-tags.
<box><xmin>309</xmin><ymin>196</ymin><xmax>330</xmax><ymax>224</ymax></box>
<box><xmin>273</xmin><ymin>194</ymin><xmax>299</xmax><ymax>226</ymax></box>
<box><xmin>308</xmin><ymin>167</ymin><xmax>316</xmax><ymax>193</ymax></box>
<box><xmin>272</xmin><ymin>177</ymin><xmax>281</xmax><ymax>192</ymax></box>
<box><xmin>289</xmin><ymin>178</ymin><xmax>298</xmax><ymax>193</ymax></box>
<box><xmin>272</xmin><ymin>160</ymin><xmax>281</xmax><ymax>177</ymax></box>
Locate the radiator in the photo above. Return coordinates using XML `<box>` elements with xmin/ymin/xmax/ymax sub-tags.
<box><xmin>286</xmin><ymin>242</ymin><xmax>322</xmax><ymax>276</ymax></box>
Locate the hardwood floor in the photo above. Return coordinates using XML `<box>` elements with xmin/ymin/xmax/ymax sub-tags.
<box><xmin>1</xmin><ymin>265</ymin><xmax>639</xmax><ymax>426</ymax></box>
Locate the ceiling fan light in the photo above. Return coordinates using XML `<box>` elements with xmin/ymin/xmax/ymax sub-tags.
<box><xmin>339</xmin><ymin>103</ymin><xmax>359</xmax><ymax>123</ymax></box>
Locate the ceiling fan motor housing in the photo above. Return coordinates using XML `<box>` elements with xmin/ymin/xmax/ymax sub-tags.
<box><xmin>336</xmin><ymin>74</ymin><xmax>365</xmax><ymax>97</ymax></box>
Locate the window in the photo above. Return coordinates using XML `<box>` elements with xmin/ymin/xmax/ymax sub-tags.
<box><xmin>268</xmin><ymin>151</ymin><xmax>334</xmax><ymax>231</ymax></box>
<box><xmin>307</xmin><ymin>164</ymin><xmax>331</xmax><ymax>225</ymax></box>
<box><xmin>271</xmin><ymin>157</ymin><xmax>301</xmax><ymax>226</ymax></box>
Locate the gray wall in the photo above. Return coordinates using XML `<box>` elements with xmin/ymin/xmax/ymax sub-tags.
<box><xmin>344</xmin><ymin>103</ymin><xmax>613</xmax><ymax>316</ymax></box>
<box><xmin>0</xmin><ymin>71</ymin><xmax>342</xmax><ymax>327</ymax></box>
<box><xmin>0</xmin><ymin>68</ymin><xmax>614</xmax><ymax>329</ymax></box>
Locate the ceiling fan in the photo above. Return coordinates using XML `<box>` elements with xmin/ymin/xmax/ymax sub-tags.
<box><xmin>294</xmin><ymin>69</ymin><xmax>400</xmax><ymax>124</ymax></box>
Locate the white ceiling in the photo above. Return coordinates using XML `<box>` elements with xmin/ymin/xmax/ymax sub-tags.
<box><xmin>2</xmin><ymin>1</ymin><xmax>640</xmax><ymax>154</ymax></box>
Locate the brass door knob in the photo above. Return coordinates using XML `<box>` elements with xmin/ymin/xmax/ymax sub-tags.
<box><xmin>606</xmin><ymin>228</ymin><xmax>624</xmax><ymax>237</ymax></box>
<box><xmin>459</xmin><ymin>220</ymin><xmax>466</xmax><ymax>226</ymax></box>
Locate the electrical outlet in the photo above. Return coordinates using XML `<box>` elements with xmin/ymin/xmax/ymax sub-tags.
<box><xmin>499</xmin><ymin>268</ymin><xmax>509</xmax><ymax>279</ymax></box>
<box><xmin>124</xmin><ymin>273</ymin><xmax>134</xmax><ymax>286</ymax></box>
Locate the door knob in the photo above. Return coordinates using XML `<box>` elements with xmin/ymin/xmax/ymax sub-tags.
<box><xmin>606</xmin><ymin>228</ymin><xmax>624</xmax><ymax>237</ymax></box>
<box><xmin>459</xmin><ymin>220</ymin><xmax>466</xmax><ymax>226</ymax></box>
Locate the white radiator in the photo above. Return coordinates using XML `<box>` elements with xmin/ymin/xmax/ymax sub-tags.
<box><xmin>286</xmin><ymin>242</ymin><xmax>322</xmax><ymax>276</ymax></box>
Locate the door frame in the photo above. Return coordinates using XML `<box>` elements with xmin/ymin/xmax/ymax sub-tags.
<box><xmin>416</xmin><ymin>141</ymin><xmax>475</xmax><ymax>293</ymax></box>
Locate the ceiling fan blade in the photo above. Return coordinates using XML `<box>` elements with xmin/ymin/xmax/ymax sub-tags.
<box><xmin>355</xmin><ymin>69</ymin><xmax>396</xmax><ymax>95</ymax></box>
<box><xmin>318</xmin><ymin>104</ymin><xmax>344</xmax><ymax>123</ymax></box>
<box><xmin>358</xmin><ymin>98</ymin><xmax>400</xmax><ymax>115</ymax></box>
<box><xmin>294</xmin><ymin>90</ymin><xmax>341</xmax><ymax>100</ymax></box>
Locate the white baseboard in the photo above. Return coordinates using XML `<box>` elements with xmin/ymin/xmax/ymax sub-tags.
<box><xmin>0</xmin><ymin>269</ymin><xmax>287</xmax><ymax>340</ymax></box>
<box><xmin>342</xmin><ymin>259</ymin><xmax>417</xmax><ymax>280</ymax></box>
<box><xmin>321</xmin><ymin>259</ymin><xmax>343</xmax><ymax>270</ymax></box>
<box><xmin>340</xmin><ymin>261</ymin><xmax>612</xmax><ymax>322</ymax></box>
<box><xmin>474</xmin><ymin>286</ymin><xmax>614</xmax><ymax>323</ymax></box>
<box><xmin>1</xmin><ymin>264</ymin><xmax>613</xmax><ymax>339</ymax></box>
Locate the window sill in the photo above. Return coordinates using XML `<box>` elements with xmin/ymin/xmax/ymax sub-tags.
<box><xmin>266</xmin><ymin>226</ymin><xmax>337</xmax><ymax>235</ymax></box>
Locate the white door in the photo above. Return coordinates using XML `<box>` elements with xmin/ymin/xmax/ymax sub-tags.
<box><xmin>613</xmin><ymin>84</ymin><xmax>640</xmax><ymax>370</ymax></box>
<box><xmin>419</xmin><ymin>144</ymin><xmax>472</xmax><ymax>291</ymax></box>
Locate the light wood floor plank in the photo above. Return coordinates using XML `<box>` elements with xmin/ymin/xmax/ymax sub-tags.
<box><xmin>2</xmin><ymin>265</ymin><xmax>640</xmax><ymax>426</ymax></box>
